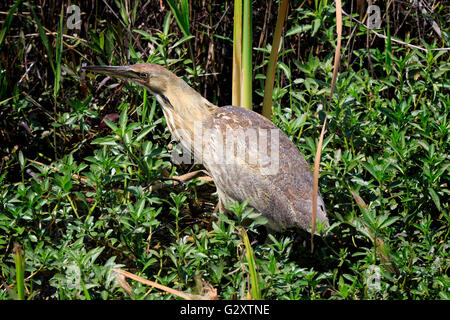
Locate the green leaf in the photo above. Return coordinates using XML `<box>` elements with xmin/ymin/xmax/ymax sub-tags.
<box><xmin>379</xmin><ymin>216</ymin><xmax>400</xmax><ymax>229</ymax></box>
<box><xmin>119</xmin><ymin>1</ymin><xmax>129</xmax><ymax>26</ymax></box>
<box><xmin>54</xmin><ymin>7</ymin><xmax>64</xmax><ymax>98</ymax></box>
<box><xmin>428</xmin><ymin>188</ymin><xmax>441</xmax><ymax>211</ymax></box>
<box><xmin>135</xmin><ymin>198</ymin><xmax>146</xmax><ymax>219</ymax></box>
<box><xmin>170</xmin><ymin>35</ymin><xmax>195</xmax><ymax>50</ymax></box>
<box><xmin>163</xmin><ymin>11</ymin><xmax>172</xmax><ymax>35</ymax></box>
<box><xmin>135</xmin><ymin>125</ymin><xmax>153</xmax><ymax>142</ymax></box>
<box><xmin>129</xmin><ymin>43</ymin><xmax>139</xmax><ymax>59</ymax></box>
<box><xmin>133</xmin><ymin>29</ymin><xmax>152</xmax><ymax>39</ymax></box>
<box><xmin>119</xmin><ymin>108</ymin><xmax>128</xmax><ymax>136</ymax></box>
<box><xmin>99</xmin><ymin>30</ymin><xmax>105</xmax><ymax>50</ymax></box>
<box><xmin>166</xmin><ymin>0</ymin><xmax>191</xmax><ymax>37</ymax></box>
<box><xmin>31</xmin><ymin>5</ymin><xmax>55</xmax><ymax>74</ymax></box>
<box><xmin>0</xmin><ymin>0</ymin><xmax>22</xmax><ymax>49</ymax></box>
<box><xmin>385</xmin><ymin>16</ymin><xmax>392</xmax><ymax>76</ymax></box>
<box><xmin>312</xmin><ymin>19</ymin><xmax>321</xmax><ymax>36</ymax></box>
<box><xmin>181</xmin><ymin>0</ymin><xmax>190</xmax><ymax>34</ymax></box>
<box><xmin>241</xmin><ymin>228</ymin><xmax>261</xmax><ymax>299</ymax></box>
<box><xmin>286</xmin><ymin>24</ymin><xmax>311</xmax><ymax>37</ymax></box>
<box><xmin>18</xmin><ymin>151</ymin><xmax>25</xmax><ymax>170</ymax></box>
<box><xmin>92</xmin><ymin>136</ymin><xmax>119</xmax><ymax>146</ymax></box>
<box><xmin>103</xmin><ymin>119</ymin><xmax>118</xmax><ymax>132</ymax></box>
<box><xmin>278</xmin><ymin>61</ymin><xmax>291</xmax><ymax>80</ymax></box>
<box><xmin>13</xmin><ymin>244</ymin><xmax>25</xmax><ymax>300</ymax></box>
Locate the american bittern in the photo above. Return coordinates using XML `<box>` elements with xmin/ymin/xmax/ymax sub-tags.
<box><xmin>85</xmin><ymin>63</ymin><xmax>328</xmax><ymax>231</ymax></box>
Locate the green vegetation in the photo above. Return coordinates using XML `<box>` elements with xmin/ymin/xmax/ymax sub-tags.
<box><xmin>0</xmin><ymin>1</ymin><xmax>448</xmax><ymax>300</ymax></box>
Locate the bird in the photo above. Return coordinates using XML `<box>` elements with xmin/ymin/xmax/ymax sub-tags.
<box><xmin>84</xmin><ymin>63</ymin><xmax>329</xmax><ymax>231</ymax></box>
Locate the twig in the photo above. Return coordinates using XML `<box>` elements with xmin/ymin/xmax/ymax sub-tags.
<box><xmin>147</xmin><ymin>170</ymin><xmax>212</xmax><ymax>192</ymax></box>
<box><xmin>311</xmin><ymin>0</ymin><xmax>342</xmax><ymax>253</ymax></box>
<box><xmin>414</xmin><ymin>0</ymin><xmax>442</xmax><ymax>38</ymax></box>
<box><xmin>113</xmin><ymin>268</ymin><xmax>219</xmax><ymax>300</ymax></box>
<box><xmin>341</xmin><ymin>9</ymin><xmax>450</xmax><ymax>52</ymax></box>
<box><xmin>113</xmin><ymin>268</ymin><xmax>194</xmax><ymax>300</ymax></box>
<box><xmin>28</xmin><ymin>159</ymin><xmax>212</xmax><ymax>192</ymax></box>
<box><xmin>8</xmin><ymin>31</ymin><xmax>88</xmax><ymax>43</ymax></box>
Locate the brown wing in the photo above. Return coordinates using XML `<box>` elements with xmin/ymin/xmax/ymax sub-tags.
<box><xmin>201</xmin><ymin>106</ymin><xmax>328</xmax><ymax>230</ymax></box>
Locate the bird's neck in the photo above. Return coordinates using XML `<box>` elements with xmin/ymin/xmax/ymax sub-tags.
<box><xmin>156</xmin><ymin>83</ymin><xmax>217</xmax><ymax>134</ymax></box>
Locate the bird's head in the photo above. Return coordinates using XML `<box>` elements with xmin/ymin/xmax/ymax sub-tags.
<box><xmin>84</xmin><ymin>63</ymin><xmax>180</xmax><ymax>95</ymax></box>
<box><xmin>84</xmin><ymin>63</ymin><xmax>217</xmax><ymax>133</ymax></box>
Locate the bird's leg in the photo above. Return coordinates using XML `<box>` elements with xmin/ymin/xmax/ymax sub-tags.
<box><xmin>213</xmin><ymin>202</ymin><xmax>219</xmax><ymax>213</ymax></box>
<box><xmin>212</xmin><ymin>188</ymin><xmax>227</xmax><ymax>214</ymax></box>
<box><xmin>218</xmin><ymin>198</ymin><xmax>226</xmax><ymax>214</ymax></box>
<box><xmin>213</xmin><ymin>197</ymin><xmax>225</xmax><ymax>213</ymax></box>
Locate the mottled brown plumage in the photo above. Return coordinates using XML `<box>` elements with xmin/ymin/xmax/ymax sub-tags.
<box><xmin>85</xmin><ymin>63</ymin><xmax>329</xmax><ymax>231</ymax></box>
<box><xmin>202</xmin><ymin>106</ymin><xmax>328</xmax><ymax>230</ymax></box>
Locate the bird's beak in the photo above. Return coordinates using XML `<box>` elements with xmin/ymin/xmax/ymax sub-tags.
<box><xmin>84</xmin><ymin>65</ymin><xmax>144</xmax><ymax>84</ymax></box>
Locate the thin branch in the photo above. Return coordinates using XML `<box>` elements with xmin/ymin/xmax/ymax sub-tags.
<box><xmin>341</xmin><ymin>9</ymin><xmax>450</xmax><ymax>52</ymax></box>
